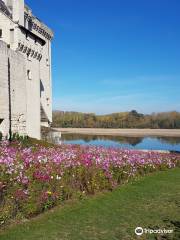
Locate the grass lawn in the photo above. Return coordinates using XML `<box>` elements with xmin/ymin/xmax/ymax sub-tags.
<box><xmin>0</xmin><ymin>168</ymin><xmax>180</xmax><ymax>240</ymax></box>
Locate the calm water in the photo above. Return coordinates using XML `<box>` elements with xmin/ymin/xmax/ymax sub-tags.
<box><xmin>43</xmin><ymin>131</ymin><xmax>180</xmax><ymax>152</ymax></box>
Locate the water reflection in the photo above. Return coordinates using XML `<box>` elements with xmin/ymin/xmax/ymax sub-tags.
<box><xmin>61</xmin><ymin>134</ymin><xmax>143</xmax><ymax>146</ymax></box>
<box><xmin>42</xmin><ymin>130</ymin><xmax>180</xmax><ymax>151</ymax></box>
<box><xmin>156</xmin><ymin>137</ymin><xmax>180</xmax><ymax>145</ymax></box>
<box><xmin>42</xmin><ymin>131</ymin><xmax>62</xmax><ymax>145</ymax></box>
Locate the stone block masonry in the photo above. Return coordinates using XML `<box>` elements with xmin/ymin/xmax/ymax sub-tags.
<box><xmin>0</xmin><ymin>40</ymin><xmax>26</xmax><ymax>137</ymax></box>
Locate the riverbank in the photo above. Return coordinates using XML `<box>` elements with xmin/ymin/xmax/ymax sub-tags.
<box><xmin>52</xmin><ymin>128</ymin><xmax>180</xmax><ymax>137</ymax></box>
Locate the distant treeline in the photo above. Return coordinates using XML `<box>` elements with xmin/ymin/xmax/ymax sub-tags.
<box><xmin>52</xmin><ymin>110</ymin><xmax>180</xmax><ymax>129</ymax></box>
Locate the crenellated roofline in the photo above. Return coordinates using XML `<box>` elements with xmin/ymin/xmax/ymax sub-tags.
<box><xmin>0</xmin><ymin>1</ymin><xmax>53</xmax><ymax>41</ymax></box>
<box><xmin>24</xmin><ymin>3</ymin><xmax>53</xmax><ymax>40</ymax></box>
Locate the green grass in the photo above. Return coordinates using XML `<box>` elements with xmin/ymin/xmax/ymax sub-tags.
<box><xmin>1</xmin><ymin>168</ymin><xmax>180</xmax><ymax>240</ymax></box>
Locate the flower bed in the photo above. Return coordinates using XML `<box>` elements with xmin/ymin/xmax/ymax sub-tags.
<box><xmin>0</xmin><ymin>140</ymin><xmax>180</xmax><ymax>226</ymax></box>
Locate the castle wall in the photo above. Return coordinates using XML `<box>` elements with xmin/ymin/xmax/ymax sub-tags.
<box><xmin>0</xmin><ymin>41</ymin><xmax>9</xmax><ymax>136</ymax></box>
<box><xmin>0</xmin><ymin>11</ymin><xmax>15</xmax><ymax>46</ymax></box>
<box><xmin>23</xmin><ymin>4</ymin><xmax>53</xmax><ymax>126</ymax></box>
<box><xmin>0</xmin><ymin>40</ymin><xmax>26</xmax><ymax>137</ymax></box>
<box><xmin>10</xmin><ymin>43</ymin><xmax>26</xmax><ymax>135</ymax></box>
<box><xmin>0</xmin><ymin>0</ymin><xmax>53</xmax><ymax>140</ymax></box>
<box><xmin>40</xmin><ymin>39</ymin><xmax>52</xmax><ymax>124</ymax></box>
<box><xmin>16</xmin><ymin>28</ymin><xmax>41</xmax><ymax>139</ymax></box>
<box><xmin>25</xmin><ymin>40</ymin><xmax>41</xmax><ymax>139</ymax></box>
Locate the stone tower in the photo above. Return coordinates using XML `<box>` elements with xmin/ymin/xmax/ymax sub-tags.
<box><xmin>0</xmin><ymin>0</ymin><xmax>53</xmax><ymax>139</ymax></box>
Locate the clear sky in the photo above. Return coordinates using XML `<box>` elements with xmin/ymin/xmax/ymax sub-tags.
<box><xmin>26</xmin><ymin>0</ymin><xmax>180</xmax><ymax>114</ymax></box>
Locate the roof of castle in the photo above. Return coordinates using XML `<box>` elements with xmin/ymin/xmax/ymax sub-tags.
<box><xmin>0</xmin><ymin>1</ymin><xmax>53</xmax><ymax>39</ymax></box>
<box><xmin>24</xmin><ymin>3</ymin><xmax>53</xmax><ymax>38</ymax></box>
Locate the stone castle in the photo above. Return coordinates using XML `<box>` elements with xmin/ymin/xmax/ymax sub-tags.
<box><xmin>0</xmin><ymin>0</ymin><xmax>53</xmax><ymax>139</ymax></box>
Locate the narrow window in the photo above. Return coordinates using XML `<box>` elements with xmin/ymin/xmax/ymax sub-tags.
<box><xmin>10</xmin><ymin>29</ymin><xmax>14</xmax><ymax>44</ymax></box>
<box><xmin>46</xmin><ymin>97</ymin><xmax>50</xmax><ymax>106</ymax></box>
<box><xmin>0</xmin><ymin>29</ymin><xmax>2</xmax><ymax>38</ymax></box>
<box><xmin>27</xmin><ymin>70</ymin><xmax>32</xmax><ymax>80</ymax></box>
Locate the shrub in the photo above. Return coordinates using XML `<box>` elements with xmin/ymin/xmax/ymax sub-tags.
<box><xmin>0</xmin><ymin>141</ymin><xmax>180</xmax><ymax>226</ymax></box>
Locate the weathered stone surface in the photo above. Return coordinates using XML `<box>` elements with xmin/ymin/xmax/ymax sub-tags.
<box><xmin>0</xmin><ymin>40</ymin><xmax>26</xmax><ymax>136</ymax></box>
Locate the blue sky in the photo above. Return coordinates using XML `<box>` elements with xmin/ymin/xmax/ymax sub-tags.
<box><xmin>26</xmin><ymin>0</ymin><xmax>180</xmax><ymax>114</ymax></box>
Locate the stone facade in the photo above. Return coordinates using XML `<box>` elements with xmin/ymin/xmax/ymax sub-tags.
<box><xmin>0</xmin><ymin>0</ymin><xmax>53</xmax><ymax>139</ymax></box>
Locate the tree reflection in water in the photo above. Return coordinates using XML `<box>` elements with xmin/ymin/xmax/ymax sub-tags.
<box><xmin>156</xmin><ymin>137</ymin><xmax>180</xmax><ymax>145</ymax></box>
<box><xmin>61</xmin><ymin>134</ymin><xmax>143</xmax><ymax>146</ymax></box>
<box><xmin>42</xmin><ymin>130</ymin><xmax>180</xmax><ymax>149</ymax></box>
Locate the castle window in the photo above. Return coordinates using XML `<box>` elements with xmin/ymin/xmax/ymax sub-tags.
<box><xmin>46</xmin><ymin>58</ymin><xmax>49</xmax><ymax>66</ymax></box>
<box><xmin>46</xmin><ymin>98</ymin><xmax>50</xmax><ymax>106</ymax></box>
<box><xmin>10</xmin><ymin>29</ymin><xmax>14</xmax><ymax>44</ymax></box>
<box><xmin>27</xmin><ymin>70</ymin><xmax>32</xmax><ymax>80</ymax></box>
<box><xmin>0</xmin><ymin>29</ymin><xmax>2</xmax><ymax>38</ymax></box>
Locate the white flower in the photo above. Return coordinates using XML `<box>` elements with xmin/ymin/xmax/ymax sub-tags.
<box><xmin>56</xmin><ymin>175</ymin><xmax>61</xmax><ymax>180</ymax></box>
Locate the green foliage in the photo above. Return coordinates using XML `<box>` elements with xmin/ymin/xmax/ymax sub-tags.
<box><xmin>11</xmin><ymin>133</ymin><xmax>29</xmax><ymax>142</ymax></box>
<box><xmin>0</xmin><ymin>168</ymin><xmax>180</xmax><ymax>240</ymax></box>
<box><xmin>52</xmin><ymin>110</ymin><xmax>180</xmax><ymax>129</ymax></box>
